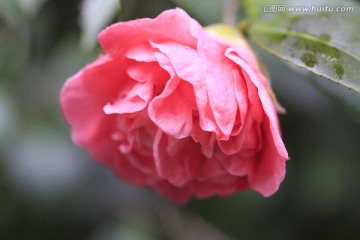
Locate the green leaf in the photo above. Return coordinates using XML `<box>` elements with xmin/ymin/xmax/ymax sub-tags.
<box><xmin>79</xmin><ymin>0</ymin><xmax>120</xmax><ymax>51</ymax></box>
<box><xmin>248</xmin><ymin>14</ymin><xmax>360</xmax><ymax>93</ymax></box>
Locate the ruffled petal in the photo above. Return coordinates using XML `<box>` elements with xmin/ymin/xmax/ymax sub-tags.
<box><xmin>80</xmin><ymin>55</ymin><xmax>128</xmax><ymax>100</ymax></box>
<box><xmin>233</xmin><ymin>69</ymin><xmax>248</xmax><ymax>129</ymax></box>
<box><xmin>150</xmin><ymin>41</ymin><xmax>217</xmax><ymax>135</ymax></box>
<box><xmin>125</xmin><ymin>43</ymin><xmax>157</xmax><ymax>62</ymax></box>
<box><xmin>112</xmin><ymin>153</ymin><xmax>160</xmax><ymax>186</ymax></box>
<box><xmin>127</xmin><ymin>61</ymin><xmax>168</xmax><ymax>85</ymax></box>
<box><xmin>247</xmin><ymin>122</ymin><xmax>287</xmax><ymax>196</ymax></box>
<box><xmin>60</xmin><ymin>56</ymin><xmax>119</xmax><ymax>165</ymax></box>
<box><xmin>218</xmin><ymin>115</ymin><xmax>253</xmax><ymax>155</ymax></box>
<box><xmin>104</xmin><ymin>81</ymin><xmax>153</xmax><ymax>114</ymax></box>
<box><xmin>153</xmin><ymin>129</ymin><xmax>230</xmax><ymax>189</ymax></box>
<box><xmin>190</xmin><ymin>118</ymin><xmax>216</xmax><ymax>158</ymax></box>
<box><xmin>153</xmin><ymin>129</ymin><xmax>190</xmax><ymax>187</ymax></box>
<box><xmin>99</xmin><ymin>8</ymin><xmax>199</xmax><ymax>56</ymax></box>
<box><xmin>194</xmin><ymin>31</ymin><xmax>238</xmax><ymax>139</ymax></box>
<box><xmin>226</xmin><ymin>49</ymin><xmax>288</xmax><ymax>159</ymax></box>
<box><xmin>190</xmin><ymin>177</ymin><xmax>249</xmax><ymax>199</ymax></box>
<box><xmin>185</xmin><ymin>152</ymin><xmax>228</xmax><ymax>181</ymax></box>
<box><xmin>61</xmin><ymin>85</ymin><xmax>118</xmax><ymax>170</ymax></box>
<box><xmin>148</xmin><ymin>79</ymin><xmax>193</xmax><ymax>139</ymax></box>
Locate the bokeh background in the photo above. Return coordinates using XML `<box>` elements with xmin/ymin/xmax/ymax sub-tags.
<box><xmin>1</xmin><ymin>0</ymin><xmax>360</xmax><ymax>239</ymax></box>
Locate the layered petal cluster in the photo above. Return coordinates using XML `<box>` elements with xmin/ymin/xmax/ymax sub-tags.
<box><xmin>60</xmin><ymin>8</ymin><xmax>289</xmax><ymax>203</ymax></box>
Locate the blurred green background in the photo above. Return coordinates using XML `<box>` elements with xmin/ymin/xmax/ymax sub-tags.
<box><xmin>1</xmin><ymin>0</ymin><xmax>360</xmax><ymax>239</ymax></box>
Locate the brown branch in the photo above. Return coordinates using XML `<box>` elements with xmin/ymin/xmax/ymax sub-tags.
<box><xmin>222</xmin><ymin>0</ymin><xmax>240</xmax><ymax>26</ymax></box>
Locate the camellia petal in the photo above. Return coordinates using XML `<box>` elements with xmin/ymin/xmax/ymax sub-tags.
<box><xmin>148</xmin><ymin>79</ymin><xmax>193</xmax><ymax>139</ymax></box>
<box><xmin>99</xmin><ymin>8</ymin><xmax>198</xmax><ymax>56</ymax></box>
<box><xmin>247</xmin><ymin>121</ymin><xmax>287</xmax><ymax>196</ymax></box>
<box><xmin>103</xmin><ymin>81</ymin><xmax>153</xmax><ymax>115</ymax></box>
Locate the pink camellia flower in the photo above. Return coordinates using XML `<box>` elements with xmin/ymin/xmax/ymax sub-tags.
<box><xmin>60</xmin><ymin>8</ymin><xmax>288</xmax><ymax>203</ymax></box>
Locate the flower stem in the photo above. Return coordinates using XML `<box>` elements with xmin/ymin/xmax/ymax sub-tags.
<box><xmin>222</xmin><ymin>0</ymin><xmax>240</xmax><ymax>26</ymax></box>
